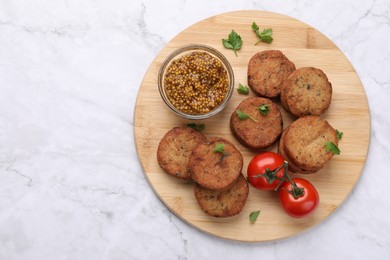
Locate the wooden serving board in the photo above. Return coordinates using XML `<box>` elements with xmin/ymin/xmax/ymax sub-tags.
<box><xmin>134</xmin><ymin>10</ymin><xmax>370</xmax><ymax>242</ymax></box>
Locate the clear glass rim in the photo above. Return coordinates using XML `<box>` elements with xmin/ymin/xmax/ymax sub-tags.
<box><xmin>158</xmin><ymin>44</ymin><xmax>235</xmax><ymax>120</ymax></box>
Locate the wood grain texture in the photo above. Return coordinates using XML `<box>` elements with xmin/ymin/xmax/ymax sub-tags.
<box><xmin>134</xmin><ymin>10</ymin><xmax>370</xmax><ymax>242</ymax></box>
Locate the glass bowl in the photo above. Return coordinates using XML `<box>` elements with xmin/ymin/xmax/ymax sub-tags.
<box><xmin>158</xmin><ymin>44</ymin><xmax>234</xmax><ymax>120</ymax></box>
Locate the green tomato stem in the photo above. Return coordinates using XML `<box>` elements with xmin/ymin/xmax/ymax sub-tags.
<box><xmin>274</xmin><ymin>161</ymin><xmax>289</xmax><ymax>191</ymax></box>
<box><xmin>249</xmin><ymin>164</ymin><xmax>285</xmax><ymax>184</ymax></box>
<box><xmin>276</xmin><ymin>161</ymin><xmax>305</xmax><ymax>199</ymax></box>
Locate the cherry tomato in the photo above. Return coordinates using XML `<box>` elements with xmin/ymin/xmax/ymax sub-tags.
<box><xmin>278</xmin><ymin>178</ymin><xmax>319</xmax><ymax>218</ymax></box>
<box><xmin>247</xmin><ymin>152</ymin><xmax>285</xmax><ymax>191</ymax></box>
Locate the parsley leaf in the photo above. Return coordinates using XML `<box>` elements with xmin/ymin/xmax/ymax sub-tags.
<box><xmin>336</xmin><ymin>129</ymin><xmax>343</xmax><ymax>140</ymax></box>
<box><xmin>249</xmin><ymin>210</ymin><xmax>261</xmax><ymax>224</ymax></box>
<box><xmin>213</xmin><ymin>143</ymin><xmax>230</xmax><ymax>161</ymax></box>
<box><xmin>324</xmin><ymin>141</ymin><xmax>341</xmax><ymax>155</ymax></box>
<box><xmin>213</xmin><ymin>143</ymin><xmax>225</xmax><ymax>153</ymax></box>
<box><xmin>222</xmin><ymin>30</ymin><xmax>243</xmax><ymax>57</ymax></box>
<box><xmin>236</xmin><ymin>110</ymin><xmax>258</xmax><ymax>122</ymax></box>
<box><xmin>237</xmin><ymin>83</ymin><xmax>249</xmax><ymax>95</ymax></box>
<box><xmin>259</xmin><ymin>28</ymin><xmax>273</xmax><ymax>43</ymax></box>
<box><xmin>187</xmin><ymin>123</ymin><xmax>205</xmax><ymax>132</ymax></box>
<box><xmin>258</xmin><ymin>104</ymin><xmax>270</xmax><ymax>115</ymax></box>
<box><xmin>251</xmin><ymin>21</ymin><xmax>273</xmax><ymax>45</ymax></box>
<box><xmin>251</xmin><ymin>22</ymin><xmax>260</xmax><ymax>35</ymax></box>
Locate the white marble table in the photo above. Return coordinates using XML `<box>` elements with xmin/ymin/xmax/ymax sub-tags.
<box><xmin>1</xmin><ymin>0</ymin><xmax>389</xmax><ymax>259</ymax></box>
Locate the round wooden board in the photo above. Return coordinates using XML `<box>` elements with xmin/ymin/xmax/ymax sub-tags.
<box><xmin>134</xmin><ymin>10</ymin><xmax>370</xmax><ymax>242</ymax></box>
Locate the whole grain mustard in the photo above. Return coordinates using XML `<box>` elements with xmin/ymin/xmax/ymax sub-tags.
<box><xmin>164</xmin><ymin>51</ymin><xmax>228</xmax><ymax>115</ymax></box>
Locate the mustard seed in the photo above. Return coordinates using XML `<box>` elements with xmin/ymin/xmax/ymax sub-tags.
<box><xmin>164</xmin><ymin>51</ymin><xmax>228</xmax><ymax>115</ymax></box>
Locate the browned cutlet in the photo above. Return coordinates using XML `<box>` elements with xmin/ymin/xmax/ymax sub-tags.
<box><xmin>157</xmin><ymin>127</ymin><xmax>206</xmax><ymax>180</ymax></box>
<box><xmin>230</xmin><ymin>97</ymin><xmax>283</xmax><ymax>150</ymax></box>
<box><xmin>189</xmin><ymin>137</ymin><xmax>242</xmax><ymax>191</ymax></box>
<box><xmin>194</xmin><ymin>174</ymin><xmax>249</xmax><ymax>217</ymax></box>
<box><xmin>278</xmin><ymin>126</ymin><xmax>319</xmax><ymax>174</ymax></box>
<box><xmin>281</xmin><ymin>67</ymin><xmax>332</xmax><ymax>117</ymax></box>
<box><xmin>248</xmin><ymin>50</ymin><xmax>296</xmax><ymax>98</ymax></box>
<box><xmin>284</xmin><ymin>116</ymin><xmax>338</xmax><ymax>171</ymax></box>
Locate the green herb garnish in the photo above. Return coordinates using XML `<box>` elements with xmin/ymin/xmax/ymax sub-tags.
<box><xmin>187</xmin><ymin>123</ymin><xmax>205</xmax><ymax>132</ymax></box>
<box><xmin>251</xmin><ymin>22</ymin><xmax>273</xmax><ymax>45</ymax></box>
<box><xmin>258</xmin><ymin>104</ymin><xmax>270</xmax><ymax>115</ymax></box>
<box><xmin>222</xmin><ymin>30</ymin><xmax>243</xmax><ymax>57</ymax></box>
<box><xmin>213</xmin><ymin>143</ymin><xmax>225</xmax><ymax>153</ymax></box>
<box><xmin>249</xmin><ymin>210</ymin><xmax>261</xmax><ymax>224</ymax></box>
<box><xmin>237</xmin><ymin>83</ymin><xmax>249</xmax><ymax>95</ymax></box>
<box><xmin>213</xmin><ymin>143</ymin><xmax>230</xmax><ymax>161</ymax></box>
<box><xmin>236</xmin><ymin>110</ymin><xmax>258</xmax><ymax>122</ymax></box>
<box><xmin>336</xmin><ymin>129</ymin><xmax>343</xmax><ymax>140</ymax></box>
<box><xmin>324</xmin><ymin>141</ymin><xmax>341</xmax><ymax>155</ymax></box>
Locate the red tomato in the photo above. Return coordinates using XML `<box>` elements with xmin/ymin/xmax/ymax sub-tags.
<box><xmin>278</xmin><ymin>178</ymin><xmax>319</xmax><ymax>218</ymax></box>
<box><xmin>247</xmin><ymin>152</ymin><xmax>286</xmax><ymax>191</ymax></box>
